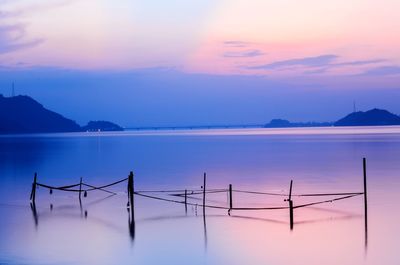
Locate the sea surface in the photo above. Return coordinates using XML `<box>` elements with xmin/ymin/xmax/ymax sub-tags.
<box><xmin>0</xmin><ymin>126</ymin><xmax>400</xmax><ymax>265</ymax></box>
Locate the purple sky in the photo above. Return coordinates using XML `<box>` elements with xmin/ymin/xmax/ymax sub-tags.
<box><xmin>1</xmin><ymin>0</ymin><xmax>400</xmax><ymax>126</ymax></box>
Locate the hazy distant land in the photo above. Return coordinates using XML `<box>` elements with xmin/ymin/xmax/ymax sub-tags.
<box><xmin>0</xmin><ymin>95</ymin><xmax>123</xmax><ymax>134</ymax></box>
<box><xmin>1</xmin><ymin>94</ymin><xmax>400</xmax><ymax>134</ymax></box>
<box><xmin>265</xmin><ymin>108</ymin><xmax>400</xmax><ymax>128</ymax></box>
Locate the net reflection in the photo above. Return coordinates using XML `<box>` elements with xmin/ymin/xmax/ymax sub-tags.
<box><xmin>28</xmin><ymin>191</ymin><xmax>368</xmax><ymax>257</ymax></box>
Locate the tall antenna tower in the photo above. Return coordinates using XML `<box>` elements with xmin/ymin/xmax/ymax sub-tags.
<box><xmin>11</xmin><ymin>82</ymin><xmax>15</xmax><ymax>97</ymax></box>
<box><xmin>353</xmin><ymin>100</ymin><xmax>356</xmax><ymax>113</ymax></box>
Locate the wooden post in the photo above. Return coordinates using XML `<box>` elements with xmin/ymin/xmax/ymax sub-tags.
<box><xmin>288</xmin><ymin>180</ymin><xmax>294</xmax><ymax>230</ymax></box>
<box><xmin>363</xmin><ymin>158</ymin><xmax>368</xmax><ymax>218</ymax></box>
<box><xmin>203</xmin><ymin>172</ymin><xmax>206</xmax><ymax>213</ymax></box>
<box><xmin>128</xmin><ymin>172</ymin><xmax>134</xmax><ymax>218</ymax></box>
<box><xmin>184</xmin><ymin>189</ymin><xmax>187</xmax><ymax>213</ymax></box>
<box><xmin>289</xmin><ymin>200</ymin><xmax>294</xmax><ymax>230</ymax></box>
<box><xmin>202</xmin><ymin>172</ymin><xmax>207</xmax><ymax>247</ymax></box>
<box><xmin>229</xmin><ymin>184</ymin><xmax>233</xmax><ymax>211</ymax></box>
<box><xmin>30</xmin><ymin>173</ymin><xmax>37</xmax><ymax>203</ymax></box>
<box><xmin>79</xmin><ymin>177</ymin><xmax>83</xmax><ymax>200</ymax></box>
<box><xmin>363</xmin><ymin>158</ymin><xmax>368</xmax><ymax>247</ymax></box>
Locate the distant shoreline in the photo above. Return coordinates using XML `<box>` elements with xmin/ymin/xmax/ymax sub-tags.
<box><xmin>2</xmin><ymin>125</ymin><xmax>400</xmax><ymax>137</ymax></box>
<box><xmin>2</xmin><ymin>95</ymin><xmax>400</xmax><ymax>134</ymax></box>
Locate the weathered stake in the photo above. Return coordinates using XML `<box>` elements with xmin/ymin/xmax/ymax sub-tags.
<box><xmin>128</xmin><ymin>171</ymin><xmax>134</xmax><ymax>218</ymax></box>
<box><xmin>288</xmin><ymin>180</ymin><xmax>294</xmax><ymax>230</ymax></box>
<box><xmin>228</xmin><ymin>184</ymin><xmax>233</xmax><ymax>215</ymax></box>
<box><xmin>363</xmin><ymin>158</ymin><xmax>368</xmax><ymax>217</ymax></box>
<box><xmin>203</xmin><ymin>172</ymin><xmax>206</xmax><ymax>214</ymax></box>
<box><xmin>289</xmin><ymin>200</ymin><xmax>294</xmax><ymax>230</ymax></box>
<box><xmin>184</xmin><ymin>189</ymin><xmax>188</xmax><ymax>213</ymax></box>
<box><xmin>363</xmin><ymin>158</ymin><xmax>368</xmax><ymax>247</ymax></box>
<box><xmin>30</xmin><ymin>172</ymin><xmax>37</xmax><ymax>203</ymax></box>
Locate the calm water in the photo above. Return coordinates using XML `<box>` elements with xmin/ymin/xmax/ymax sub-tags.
<box><xmin>1</xmin><ymin>127</ymin><xmax>400</xmax><ymax>265</ymax></box>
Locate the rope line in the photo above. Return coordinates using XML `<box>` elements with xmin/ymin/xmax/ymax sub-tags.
<box><xmin>135</xmin><ymin>192</ymin><xmax>361</xmax><ymax>211</ymax></box>
<box><xmin>135</xmin><ymin>188</ymin><xmax>226</xmax><ymax>193</ymax></box>
<box><xmin>34</xmin><ymin>177</ymin><xmax>363</xmax><ymax>212</ymax></box>
<box><xmin>82</xmin><ymin>183</ymin><xmax>116</xmax><ymax>195</ymax></box>
<box><xmin>36</xmin><ymin>177</ymin><xmax>128</xmax><ymax>193</ymax></box>
<box><xmin>233</xmin><ymin>189</ymin><xmax>363</xmax><ymax>197</ymax></box>
<box><xmin>36</xmin><ymin>183</ymin><xmax>80</xmax><ymax>191</ymax></box>
<box><xmin>296</xmin><ymin>192</ymin><xmax>364</xmax><ymax>197</ymax></box>
<box><xmin>134</xmin><ymin>192</ymin><xmax>229</xmax><ymax>210</ymax></box>
<box><xmin>233</xmin><ymin>189</ymin><xmax>288</xmax><ymax>196</ymax></box>
<box><xmin>293</xmin><ymin>194</ymin><xmax>362</xmax><ymax>209</ymax></box>
<box><xmin>227</xmin><ymin>194</ymin><xmax>362</xmax><ymax>211</ymax></box>
<box><xmin>170</xmin><ymin>190</ymin><xmax>228</xmax><ymax>197</ymax></box>
<box><xmin>84</xmin><ymin>178</ymin><xmax>128</xmax><ymax>191</ymax></box>
<box><xmin>231</xmin><ymin>206</ymin><xmax>289</xmax><ymax>210</ymax></box>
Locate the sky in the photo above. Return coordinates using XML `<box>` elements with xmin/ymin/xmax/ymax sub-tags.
<box><xmin>0</xmin><ymin>0</ymin><xmax>400</xmax><ymax>126</ymax></box>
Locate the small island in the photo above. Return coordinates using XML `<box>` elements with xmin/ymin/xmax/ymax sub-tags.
<box><xmin>265</xmin><ymin>119</ymin><xmax>333</xmax><ymax>128</ymax></box>
<box><xmin>82</xmin><ymin>121</ymin><xmax>124</xmax><ymax>132</ymax></box>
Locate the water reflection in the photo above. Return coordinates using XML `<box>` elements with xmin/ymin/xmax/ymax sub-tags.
<box><xmin>129</xmin><ymin>212</ymin><xmax>135</xmax><ymax>243</ymax></box>
<box><xmin>30</xmin><ymin>202</ymin><xmax>38</xmax><ymax>228</ymax></box>
<box><xmin>79</xmin><ymin>198</ymin><xmax>83</xmax><ymax>218</ymax></box>
<box><xmin>30</xmin><ymin>194</ymin><xmax>140</xmax><ymax>246</ymax></box>
<box><xmin>203</xmin><ymin>209</ymin><xmax>207</xmax><ymax>250</ymax></box>
<box><xmin>27</xmin><ymin>180</ymin><xmax>370</xmax><ymax>264</ymax></box>
<box><xmin>24</xmin><ymin>195</ymin><xmax>373</xmax><ymax>265</ymax></box>
<box><xmin>365</xmin><ymin>210</ymin><xmax>368</xmax><ymax>252</ymax></box>
<box><xmin>1</xmin><ymin>128</ymin><xmax>399</xmax><ymax>265</ymax></box>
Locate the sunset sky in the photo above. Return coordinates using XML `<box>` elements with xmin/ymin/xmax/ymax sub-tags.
<box><xmin>1</xmin><ymin>0</ymin><xmax>400</xmax><ymax>126</ymax></box>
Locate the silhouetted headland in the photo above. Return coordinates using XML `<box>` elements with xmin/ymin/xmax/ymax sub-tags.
<box><xmin>265</xmin><ymin>109</ymin><xmax>400</xmax><ymax>128</ymax></box>
<box><xmin>0</xmin><ymin>94</ymin><xmax>80</xmax><ymax>133</ymax></box>
<box><xmin>334</xmin><ymin>108</ymin><xmax>400</xmax><ymax>126</ymax></box>
<box><xmin>0</xmin><ymin>95</ymin><xmax>123</xmax><ymax>134</ymax></box>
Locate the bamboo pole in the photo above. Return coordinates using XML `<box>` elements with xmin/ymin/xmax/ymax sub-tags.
<box><xmin>363</xmin><ymin>158</ymin><xmax>368</xmax><ymax>219</ymax></box>
<box><xmin>363</xmin><ymin>158</ymin><xmax>368</xmax><ymax>247</ymax></box>
<box><xmin>228</xmin><ymin>184</ymin><xmax>233</xmax><ymax>215</ymax></box>
<box><xmin>288</xmin><ymin>180</ymin><xmax>294</xmax><ymax>230</ymax></box>
<box><xmin>203</xmin><ymin>172</ymin><xmax>206</xmax><ymax>214</ymax></box>
<box><xmin>129</xmin><ymin>172</ymin><xmax>134</xmax><ymax>218</ymax></box>
<box><xmin>184</xmin><ymin>189</ymin><xmax>187</xmax><ymax>213</ymax></box>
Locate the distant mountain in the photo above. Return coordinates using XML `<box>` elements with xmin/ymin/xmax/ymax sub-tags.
<box><xmin>264</xmin><ymin>108</ymin><xmax>400</xmax><ymax>128</ymax></box>
<box><xmin>0</xmin><ymin>95</ymin><xmax>124</xmax><ymax>134</ymax></box>
<box><xmin>0</xmin><ymin>95</ymin><xmax>81</xmax><ymax>134</ymax></box>
<box><xmin>82</xmin><ymin>121</ymin><xmax>124</xmax><ymax>132</ymax></box>
<box><xmin>265</xmin><ymin>119</ymin><xmax>333</xmax><ymax>128</ymax></box>
<box><xmin>334</xmin><ymin>109</ymin><xmax>400</xmax><ymax>126</ymax></box>
<box><xmin>2</xmin><ymin>94</ymin><xmax>399</xmax><ymax>133</ymax></box>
